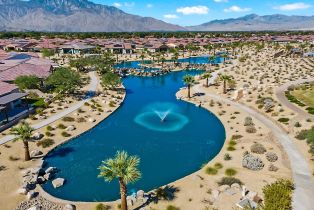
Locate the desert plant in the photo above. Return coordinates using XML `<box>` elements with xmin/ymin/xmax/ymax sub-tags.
<box><xmin>251</xmin><ymin>143</ymin><xmax>267</xmax><ymax>154</ymax></box>
<box><xmin>36</xmin><ymin>138</ymin><xmax>55</xmax><ymax>148</ymax></box>
<box><xmin>266</xmin><ymin>152</ymin><xmax>278</xmax><ymax>162</ymax></box>
<box><xmin>224</xmin><ymin>153</ymin><xmax>232</xmax><ymax>161</ymax></box>
<box><xmin>217</xmin><ymin>177</ymin><xmax>242</xmax><ymax>186</ymax></box>
<box><xmin>95</xmin><ymin>203</ymin><xmax>110</xmax><ymax>210</ymax></box>
<box><xmin>214</xmin><ymin>163</ymin><xmax>223</xmax><ymax>169</ymax></box>
<box><xmin>246</xmin><ymin>125</ymin><xmax>257</xmax><ymax>133</ymax></box>
<box><xmin>225</xmin><ymin>168</ymin><xmax>237</xmax><ymax>176</ymax></box>
<box><xmin>205</xmin><ymin>167</ymin><xmax>218</xmax><ymax>175</ymax></box>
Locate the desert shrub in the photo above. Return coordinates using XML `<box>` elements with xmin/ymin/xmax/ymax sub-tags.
<box><xmin>217</xmin><ymin>177</ymin><xmax>242</xmax><ymax>186</ymax></box>
<box><xmin>262</xmin><ymin>179</ymin><xmax>294</xmax><ymax>210</ymax></box>
<box><xmin>295</xmin><ymin>130</ymin><xmax>308</xmax><ymax>140</ymax></box>
<box><xmin>278</xmin><ymin>118</ymin><xmax>289</xmax><ymax>123</ymax></box>
<box><xmin>84</xmin><ymin>102</ymin><xmax>90</xmax><ymax>106</ymax></box>
<box><xmin>36</xmin><ymin>138</ymin><xmax>55</xmax><ymax>148</ymax></box>
<box><xmin>294</xmin><ymin>122</ymin><xmax>301</xmax><ymax>127</ymax></box>
<box><xmin>205</xmin><ymin>167</ymin><xmax>218</xmax><ymax>175</ymax></box>
<box><xmin>166</xmin><ymin>205</ymin><xmax>179</xmax><ymax>210</ymax></box>
<box><xmin>225</xmin><ymin>168</ymin><xmax>237</xmax><ymax>176</ymax></box>
<box><xmin>9</xmin><ymin>156</ymin><xmax>20</xmax><ymax>161</ymax></box>
<box><xmin>109</xmin><ymin>101</ymin><xmax>116</xmax><ymax>107</ymax></box>
<box><xmin>61</xmin><ymin>131</ymin><xmax>71</xmax><ymax>137</ymax></box>
<box><xmin>231</xmin><ymin>134</ymin><xmax>243</xmax><ymax>140</ymax></box>
<box><xmin>46</xmin><ymin>125</ymin><xmax>53</xmax><ymax>131</ymax></box>
<box><xmin>58</xmin><ymin>123</ymin><xmax>66</xmax><ymax>129</ymax></box>
<box><xmin>227</xmin><ymin>146</ymin><xmax>236</xmax><ymax>151</ymax></box>
<box><xmin>45</xmin><ymin>131</ymin><xmax>54</xmax><ymax>137</ymax></box>
<box><xmin>95</xmin><ymin>203</ymin><xmax>110</xmax><ymax>210</ymax></box>
<box><xmin>229</xmin><ymin>140</ymin><xmax>237</xmax><ymax>146</ymax></box>
<box><xmin>214</xmin><ymin>163</ymin><xmax>223</xmax><ymax>169</ymax></box>
<box><xmin>98</xmin><ymin>108</ymin><xmax>104</xmax><ymax>112</ymax></box>
<box><xmin>251</xmin><ymin>143</ymin><xmax>267</xmax><ymax>154</ymax></box>
<box><xmin>224</xmin><ymin>153</ymin><xmax>232</xmax><ymax>161</ymax></box>
<box><xmin>268</xmin><ymin>164</ymin><xmax>279</xmax><ymax>172</ymax></box>
<box><xmin>62</xmin><ymin>117</ymin><xmax>75</xmax><ymax>122</ymax></box>
<box><xmin>266</xmin><ymin>152</ymin><xmax>278</xmax><ymax>162</ymax></box>
<box><xmin>77</xmin><ymin>117</ymin><xmax>87</xmax><ymax>123</ymax></box>
<box><xmin>244</xmin><ymin>116</ymin><xmax>254</xmax><ymax>126</ymax></box>
<box><xmin>246</xmin><ymin>125</ymin><xmax>257</xmax><ymax>133</ymax></box>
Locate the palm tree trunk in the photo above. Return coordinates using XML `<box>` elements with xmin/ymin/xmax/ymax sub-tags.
<box><xmin>23</xmin><ymin>140</ymin><xmax>31</xmax><ymax>161</ymax></box>
<box><xmin>119</xmin><ymin>178</ymin><xmax>127</xmax><ymax>210</ymax></box>
<box><xmin>223</xmin><ymin>81</ymin><xmax>227</xmax><ymax>94</ymax></box>
<box><xmin>206</xmin><ymin>78</ymin><xmax>209</xmax><ymax>87</ymax></box>
<box><xmin>188</xmin><ymin>85</ymin><xmax>191</xmax><ymax>98</ymax></box>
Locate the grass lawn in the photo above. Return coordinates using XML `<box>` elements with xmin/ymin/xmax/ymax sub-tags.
<box><xmin>291</xmin><ymin>87</ymin><xmax>314</xmax><ymax>107</ymax></box>
<box><xmin>23</xmin><ymin>98</ymin><xmax>46</xmax><ymax>108</ymax></box>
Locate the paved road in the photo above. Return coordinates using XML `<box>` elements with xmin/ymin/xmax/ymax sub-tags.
<box><xmin>275</xmin><ymin>78</ymin><xmax>314</xmax><ymax>120</ymax></box>
<box><xmin>193</xmin><ymin>84</ymin><xmax>314</xmax><ymax>210</ymax></box>
<box><xmin>0</xmin><ymin>71</ymin><xmax>98</xmax><ymax>145</ymax></box>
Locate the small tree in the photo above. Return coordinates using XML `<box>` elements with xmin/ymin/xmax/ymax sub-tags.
<box><xmin>41</xmin><ymin>48</ymin><xmax>55</xmax><ymax>58</ymax></box>
<box><xmin>46</xmin><ymin>67</ymin><xmax>82</xmax><ymax>95</ymax></box>
<box><xmin>98</xmin><ymin>151</ymin><xmax>141</xmax><ymax>210</ymax></box>
<box><xmin>183</xmin><ymin>75</ymin><xmax>195</xmax><ymax>98</ymax></box>
<box><xmin>220</xmin><ymin>74</ymin><xmax>231</xmax><ymax>94</ymax></box>
<box><xmin>10</xmin><ymin>121</ymin><xmax>34</xmax><ymax>161</ymax></box>
<box><xmin>101</xmin><ymin>72</ymin><xmax>121</xmax><ymax>90</ymax></box>
<box><xmin>202</xmin><ymin>72</ymin><xmax>211</xmax><ymax>87</ymax></box>
<box><xmin>14</xmin><ymin>75</ymin><xmax>41</xmax><ymax>90</ymax></box>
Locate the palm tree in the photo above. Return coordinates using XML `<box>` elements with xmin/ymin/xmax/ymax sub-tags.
<box><xmin>183</xmin><ymin>75</ymin><xmax>195</xmax><ymax>98</ymax></box>
<box><xmin>202</xmin><ymin>72</ymin><xmax>211</xmax><ymax>87</ymax></box>
<box><xmin>10</xmin><ymin>121</ymin><xmax>34</xmax><ymax>161</ymax></box>
<box><xmin>220</xmin><ymin>74</ymin><xmax>231</xmax><ymax>94</ymax></box>
<box><xmin>98</xmin><ymin>151</ymin><xmax>141</xmax><ymax>210</ymax></box>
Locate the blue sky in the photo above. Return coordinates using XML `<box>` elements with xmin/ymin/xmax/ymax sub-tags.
<box><xmin>92</xmin><ymin>0</ymin><xmax>314</xmax><ymax>26</ymax></box>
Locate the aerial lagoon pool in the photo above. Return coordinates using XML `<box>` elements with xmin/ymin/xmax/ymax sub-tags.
<box><xmin>42</xmin><ymin>59</ymin><xmax>226</xmax><ymax>202</ymax></box>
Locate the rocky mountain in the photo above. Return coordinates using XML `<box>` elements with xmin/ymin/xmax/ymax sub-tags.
<box><xmin>0</xmin><ymin>0</ymin><xmax>185</xmax><ymax>32</ymax></box>
<box><xmin>188</xmin><ymin>14</ymin><xmax>314</xmax><ymax>31</ymax></box>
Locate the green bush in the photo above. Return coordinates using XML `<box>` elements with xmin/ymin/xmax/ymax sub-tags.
<box><xmin>205</xmin><ymin>167</ymin><xmax>218</xmax><ymax>175</ymax></box>
<box><xmin>166</xmin><ymin>205</ymin><xmax>180</xmax><ymax>210</ymax></box>
<box><xmin>224</xmin><ymin>153</ymin><xmax>232</xmax><ymax>161</ymax></box>
<box><xmin>45</xmin><ymin>131</ymin><xmax>54</xmax><ymax>137</ymax></box>
<box><xmin>278</xmin><ymin>118</ymin><xmax>289</xmax><ymax>123</ymax></box>
<box><xmin>62</xmin><ymin>117</ymin><xmax>75</xmax><ymax>122</ymax></box>
<box><xmin>58</xmin><ymin>123</ymin><xmax>66</xmax><ymax>129</ymax></box>
<box><xmin>36</xmin><ymin>138</ymin><xmax>55</xmax><ymax>148</ymax></box>
<box><xmin>227</xmin><ymin>146</ymin><xmax>236</xmax><ymax>151</ymax></box>
<box><xmin>262</xmin><ymin>179</ymin><xmax>294</xmax><ymax>210</ymax></box>
<box><xmin>229</xmin><ymin>140</ymin><xmax>237</xmax><ymax>146</ymax></box>
<box><xmin>95</xmin><ymin>203</ymin><xmax>110</xmax><ymax>210</ymax></box>
<box><xmin>46</xmin><ymin>125</ymin><xmax>53</xmax><ymax>131</ymax></box>
<box><xmin>214</xmin><ymin>162</ymin><xmax>223</xmax><ymax>169</ymax></box>
<box><xmin>225</xmin><ymin>168</ymin><xmax>237</xmax><ymax>176</ymax></box>
<box><xmin>217</xmin><ymin>177</ymin><xmax>242</xmax><ymax>186</ymax></box>
<box><xmin>61</xmin><ymin>131</ymin><xmax>71</xmax><ymax>137</ymax></box>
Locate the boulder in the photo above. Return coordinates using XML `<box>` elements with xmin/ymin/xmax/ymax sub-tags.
<box><xmin>45</xmin><ymin>167</ymin><xmax>57</xmax><ymax>174</ymax></box>
<box><xmin>212</xmin><ymin>190</ymin><xmax>220</xmax><ymax>199</ymax></box>
<box><xmin>137</xmin><ymin>190</ymin><xmax>145</xmax><ymax>198</ymax></box>
<box><xmin>30</xmin><ymin>150</ymin><xmax>43</xmax><ymax>158</ymax></box>
<box><xmin>33</xmin><ymin>132</ymin><xmax>43</xmax><ymax>140</ymax></box>
<box><xmin>27</xmin><ymin>206</ymin><xmax>41</xmax><ymax>210</ymax></box>
<box><xmin>52</xmin><ymin>178</ymin><xmax>65</xmax><ymax>188</ymax></box>
<box><xmin>27</xmin><ymin>190</ymin><xmax>36</xmax><ymax>200</ymax></box>
<box><xmin>17</xmin><ymin>188</ymin><xmax>28</xmax><ymax>195</ymax></box>
<box><xmin>66</xmin><ymin>125</ymin><xmax>76</xmax><ymax>131</ymax></box>
<box><xmin>218</xmin><ymin>185</ymin><xmax>230</xmax><ymax>192</ymax></box>
<box><xmin>63</xmin><ymin>204</ymin><xmax>76</xmax><ymax>210</ymax></box>
<box><xmin>31</xmin><ymin>167</ymin><xmax>45</xmax><ymax>176</ymax></box>
<box><xmin>44</xmin><ymin>173</ymin><xmax>52</xmax><ymax>180</ymax></box>
<box><xmin>37</xmin><ymin>176</ymin><xmax>46</xmax><ymax>184</ymax></box>
<box><xmin>88</xmin><ymin>118</ymin><xmax>96</xmax><ymax>123</ymax></box>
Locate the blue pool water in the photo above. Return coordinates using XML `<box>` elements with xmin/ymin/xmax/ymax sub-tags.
<box><xmin>42</xmin><ymin>68</ymin><xmax>226</xmax><ymax>202</ymax></box>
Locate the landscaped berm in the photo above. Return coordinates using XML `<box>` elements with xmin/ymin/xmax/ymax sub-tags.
<box><xmin>0</xmin><ymin>30</ymin><xmax>314</xmax><ymax>210</ymax></box>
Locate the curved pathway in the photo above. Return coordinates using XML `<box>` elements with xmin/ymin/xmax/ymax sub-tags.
<box><xmin>275</xmin><ymin>78</ymin><xmax>314</xmax><ymax>120</ymax></box>
<box><xmin>0</xmin><ymin>71</ymin><xmax>98</xmax><ymax>145</ymax></box>
<box><xmin>193</xmin><ymin>84</ymin><xmax>314</xmax><ymax>210</ymax></box>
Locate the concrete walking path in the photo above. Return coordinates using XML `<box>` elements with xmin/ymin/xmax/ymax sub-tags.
<box><xmin>275</xmin><ymin>78</ymin><xmax>314</xmax><ymax>120</ymax></box>
<box><xmin>192</xmin><ymin>84</ymin><xmax>314</xmax><ymax>210</ymax></box>
<box><xmin>0</xmin><ymin>71</ymin><xmax>98</xmax><ymax>145</ymax></box>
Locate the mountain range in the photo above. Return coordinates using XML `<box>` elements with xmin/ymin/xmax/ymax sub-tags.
<box><xmin>0</xmin><ymin>0</ymin><xmax>314</xmax><ymax>32</ymax></box>
<box><xmin>0</xmin><ymin>0</ymin><xmax>185</xmax><ymax>32</ymax></box>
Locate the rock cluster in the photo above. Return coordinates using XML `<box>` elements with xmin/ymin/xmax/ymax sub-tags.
<box><xmin>15</xmin><ymin>196</ymin><xmax>74</xmax><ymax>210</ymax></box>
<box><xmin>126</xmin><ymin>190</ymin><xmax>149</xmax><ymax>207</ymax></box>
<box><xmin>265</xmin><ymin>152</ymin><xmax>278</xmax><ymax>162</ymax></box>
<box><xmin>242</xmin><ymin>154</ymin><xmax>264</xmax><ymax>171</ymax></box>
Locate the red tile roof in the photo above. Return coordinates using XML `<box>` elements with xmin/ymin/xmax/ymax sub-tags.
<box><xmin>0</xmin><ymin>81</ymin><xmax>18</xmax><ymax>96</ymax></box>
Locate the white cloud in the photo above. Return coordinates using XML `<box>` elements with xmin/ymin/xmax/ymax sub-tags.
<box><xmin>113</xmin><ymin>2</ymin><xmax>122</xmax><ymax>7</ymax></box>
<box><xmin>164</xmin><ymin>14</ymin><xmax>179</xmax><ymax>19</ymax></box>
<box><xmin>274</xmin><ymin>2</ymin><xmax>311</xmax><ymax>11</ymax></box>
<box><xmin>214</xmin><ymin>0</ymin><xmax>228</xmax><ymax>3</ymax></box>
<box><xmin>224</xmin><ymin>5</ymin><xmax>251</xmax><ymax>12</ymax></box>
<box><xmin>146</xmin><ymin>4</ymin><xmax>153</xmax><ymax>8</ymax></box>
<box><xmin>176</xmin><ymin>6</ymin><xmax>209</xmax><ymax>15</ymax></box>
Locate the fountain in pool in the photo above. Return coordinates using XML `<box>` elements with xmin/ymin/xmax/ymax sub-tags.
<box><xmin>134</xmin><ymin>102</ymin><xmax>189</xmax><ymax>132</ymax></box>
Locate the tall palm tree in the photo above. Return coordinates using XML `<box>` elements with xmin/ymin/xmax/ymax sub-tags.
<box><xmin>220</xmin><ymin>74</ymin><xmax>231</xmax><ymax>94</ymax></box>
<box><xmin>98</xmin><ymin>151</ymin><xmax>141</xmax><ymax>210</ymax></box>
<box><xmin>202</xmin><ymin>72</ymin><xmax>211</xmax><ymax>87</ymax></box>
<box><xmin>10</xmin><ymin>121</ymin><xmax>34</xmax><ymax>161</ymax></box>
<box><xmin>183</xmin><ymin>75</ymin><xmax>195</xmax><ymax>98</ymax></box>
